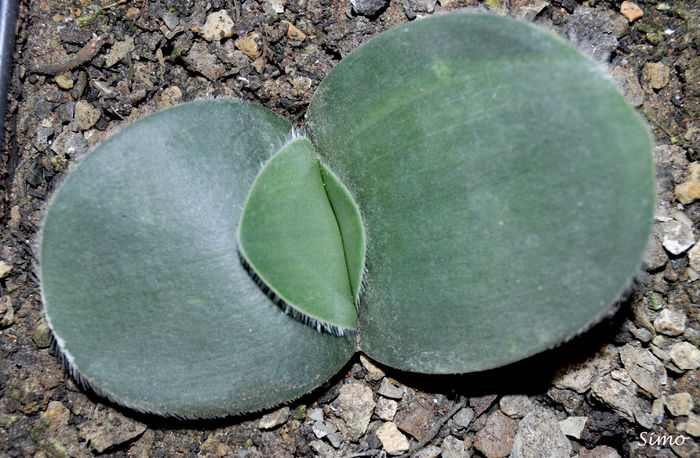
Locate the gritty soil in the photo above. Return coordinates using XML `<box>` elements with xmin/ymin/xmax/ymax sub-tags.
<box><xmin>1</xmin><ymin>0</ymin><xmax>699</xmax><ymax>457</ymax></box>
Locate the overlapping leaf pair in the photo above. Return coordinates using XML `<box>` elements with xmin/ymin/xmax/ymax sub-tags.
<box><xmin>39</xmin><ymin>14</ymin><xmax>654</xmax><ymax>417</ymax></box>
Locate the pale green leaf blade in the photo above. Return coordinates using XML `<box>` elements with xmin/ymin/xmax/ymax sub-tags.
<box><xmin>40</xmin><ymin>100</ymin><xmax>355</xmax><ymax>417</ymax></box>
<box><xmin>319</xmin><ymin>163</ymin><xmax>367</xmax><ymax>301</ymax></box>
<box><xmin>238</xmin><ymin>137</ymin><xmax>359</xmax><ymax>332</ymax></box>
<box><xmin>307</xmin><ymin>14</ymin><xmax>654</xmax><ymax>373</ymax></box>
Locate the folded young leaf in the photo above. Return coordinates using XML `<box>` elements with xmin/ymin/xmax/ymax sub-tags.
<box><xmin>238</xmin><ymin>137</ymin><xmax>364</xmax><ymax>334</ymax></box>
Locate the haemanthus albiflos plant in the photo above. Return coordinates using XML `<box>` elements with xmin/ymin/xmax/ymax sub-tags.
<box><xmin>39</xmin><ymin>13</ymin><xmax>654</xmax><ymax>418</ymax></box>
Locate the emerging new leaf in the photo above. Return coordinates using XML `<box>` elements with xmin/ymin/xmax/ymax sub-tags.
<box><xmin>238</xmin><ymin>137</ymin><xmax>364</xmax><ymax>334</ymax></box>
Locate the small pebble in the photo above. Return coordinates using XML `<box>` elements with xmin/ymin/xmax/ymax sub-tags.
<box><xmin>125</xmin><ymin>7</ymin><xmax>140</xmax><ymax>20</ymax></box>
<box><xmin>350</xmin><ymin>0</ymin><xmax>388</xmax><ymax>16</ymax></box>
<box><xmin>619</xmin><ymin>344</ymin><xmax>667</xmax><ymax>398</ymax></box>
<box><xmin>689</xmin><ymin>244</ymin><xmax>700</xmax><ymax>273</ymax></box>
<box><xmin>474</xmin><ymin>410</ymin><xmax>518</xmax><ymax>458</ymax></box>
<box><xmin>32</xmin><ymin>320</ymin><xmax>52</xmax><ymax>348</ymax></box>
<box><xmin>309</xmin><ymin>440</ymin><xmax>336</xmax><ymax>457</ymax></box>
<box><xmin>307</xmin><ymin>407</ymin><xmax>324</xmax><ymax>422</ymax></box>
<box><xmin>552</xmin><ymin>365</ymin><xmax>594</xmax><ymax>394</ymax></box>
<box><xmin>9</xmin><ymin>206</ymin><xmax>20</xmax><ymax>224</ymax></box>
<box><xmin>235</xmin><ymin>33</ymin><xmax>261</xmax><ymax>59</ymax></box>
<box><xmin>499</xmin><ymin>394</ymin><xmax>536</xmax><ymax>419</ymax></box>
<box><xmin>360</xmin><ymin>354</ymin><xmax>385</xmax><ymax>381</ymax></box>
<box><xmin>312</xmin><ymin>420</ymin><xmax>335</xmax><ymax>438</ymax></box>
<box><xmin>378</xmin><ymin>378</ymin><xmax>403</xmax><ymax>399</ymax></box>
<box><xmin>282</xmin><ymin>20</ymin><xmax>306</xmax><ymax>41</ymax></box>
<box><xmin>161</xmin><ymin>86</ymin><xmax>182</xmax><ymax>107</ymax></box>
<box><xmin>258</xmin><ymin>406</ymin><xmax>289</xmax><ymax>429</ymax></box>
<box><xmin>54</xmin><ymin>74</ymin><xmax>74</xmax><ymax>90</ymax></box>
<box><xmin>610</xmin><ymin>369</ymin><xmax>632</xmax><ymax>386</ymax></box>
<box><xmin>675</xmin><ymin>162</ymin><xmax>700</xmax><ymax>205</ymax></box>
<box><xmin>511</xmin><ymin>409</ymin><xmax>571</xmax><ymax>458</ymax></box>
<box><xmin>453</xmin><ymin>407</ymin><xmax>475</xmax><ymax>428</ymax></box>
<box><xmin>630</xmin><ymin>325</ymin><xmax>653</xmax><ymax>342</ymax></box>
<box><xmin>376</xmin><ymin>422</ymin><xmax>409</xmax><ymax>455</ymax></box>
<box><xmin>559</xmin><ymin>416</ymin><xmax>588</xmax><ymax>439</ymax></box>
<box><xmin>686</xmin><ymin>414</ymin><xmax>700</xmax><ymax>437</ymax></box>
<box><xmin>654</xmin><ymin>308</ymin><xmax>687</xmax><ymax>336</ymax></box>
<box><xmin>669</xmin><ymin>341</ymin><xmax>700</xmax><ymax>370</ymax></box>
<box><xmin>0</xmin><ymin>261</ymin><xmax>12</xmax><ymax>278</ymax></box>
<box><xmin>41</xmin><ymin>401</ymin><xmax>70</xmax><ymax>429</ymax></box>
<box><xmin>252</xmin><ymin>58</ymin><xmax>266</xmax><ymax>74</ymax></box>
<box><xmin>413</xmin><ymin>445</ymin><xmax>441</xmax><ymax>458</ymax></box>
<box><xmin>162</xmin><ymin>11</ymin><xmax>179</xmax><ymax>30</ymax></box>
<box><xmin>665</xmin><ymin>392</ymin><xmax>693</xmax><ymax>416</ymax></box>
<box><xmin>620</xmin><ymin>1</ymin><xmax>643</xmax><ymax>22</ymax></box>
<box><xmin>578</xmin><ymin>445</ymin><xmax>622</xmax><ymax>458</ymax></box>
<box><xmin>591</xmin><ymin>375</ymin><xmax>636</xmax><ymax>421</ymax></box>
<box><xmin>325</xmin><ymin>382</ymin><xmax>375</xmax><ymax>441</ymax></box>
<box><xmin>441</xmin><ymin>435</ymin><xmax>466</xmax><ymax>458</ymax></box>
<box><xmin>642</xmin><ymin>62</ymin><xmax>670</xmax><ymax>91</ymax></box>
<box><xmin>201</xmin><ymin>11</ymin><xmax>235</xmax><ymax>41</ymax></box>
<box><xmin>661</xmin><ymin>209</ymin><xmax>695</xmax><ymax>255</ymax></box>
<box><xmin>376</xmin><ymin>397</ymin><xmax>398</xmax><ymax>421</ymax></box>
<box><xmin>267</xmin><ymin>0</ymin><xmax>285</xmax><ymax>13</ymax></box>
<box><xmin>75</xmin><ymin>100</ymin><xmax>101</xmax><ymax>131</ymax></box>
<box><xmin>0</xmin><ymin>295</ymin><xmax>14</xmax><ymax>327</ymax></box>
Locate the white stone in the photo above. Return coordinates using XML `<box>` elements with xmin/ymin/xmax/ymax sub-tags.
<box><xmin>0</xmin><ymin>261</ymin><xmax>12</xmax><ymax>278</ymax></box>
<box><xmin>309</xmin><ymin>440</ymin><xmax>336</xmax><ymax>458</ymax></box>
<box><xmin>591</xmin><ymin>375</ymin><xmax>636</xmax><ymax>421</ymax></box>
<box><xmin>511</xmin><ymin>409</ymin><xmax>571</xmax><ymax>458</ymax></box>
<box><xmin>661</xmin><ymin>209</ymin><xmax>695</xmax><ymax>254</ymax></box>
<box><xmin>686</xmin><ymin>413</ymin><xmax>700</xmax><ymax>437</ymax></box>
<box><xmin>324</xmin><ymin>382</ymin><xmax>375</xmax><ymax>441</ymax></box>
<box><xmin>377</xmin><ymin>378</ymin><xmax>403</xmax><ymax>399</ymax></box>
<box><xmin>610</xmin><ymin>369</ymin><xmax>632</xmax><ymax>386</ymax></box>
<box><xmin>559</xmin><ymin>416</ymin><xmax>588</xmax><ymax>439</ymax></box>
<box><xmin>360</xmin><ymin>354</ymin><xmax>385</xmax><ymax>381</ymax></box>
<box><xmin>307</xmin><ymin>407</ymin><xmax>324</xmax><ymax>422</ymax></box>
<box><xmin>441</xmin><ymin>435</ymin><xmax>467</xmax><ymax>458</ymax></box>
<box><xmin>499</xmin><ymin>394</ymin><xmax>536</xmax><ymax>418</ymax></box>
<box><xmin>376</xmin><ymin>422</ymin><xmax>409</xmax><ymax>455</ymax></box>
<box><xmin>620</xmin><ymin>344</ymin><xmax>667</xmax><ymax>397</ymax></box>
<box><xmin>654</xmin><ymin>308</ymin><xmax>687</xmax><ymax>336</ymax></box>
<box><xmin>376</xmin><ymin>397</ymin><xmax>398</xmax><ymax>421</ymax></box>
<box><xmin>669</xmin><ymin>341</ymin><xmax>700</xmax><ymax>370</ymax></box>
<box><xmin>258</xmin><ymin>407</ymin><xmax>289</xmax><ymax>429</ymax></box>
<box><xmin>201</xmin><ymin>11</ymin><xmax>235</xmax><ymax>41</ymax></box>
<box><xmin>665</xmin><ymin>392</ymin><xmax>694</xmax><ymax>416</ymax></box>
<box><xmin>689</xmin><ymin>244</ymin><xmax>700</xmax><ymax>272</ymax></box>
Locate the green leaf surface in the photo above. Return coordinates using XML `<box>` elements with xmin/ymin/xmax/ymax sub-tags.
<box><xmin>307</xmin><ymin>14</ymin><xmax>654</xmax><ymax>373</ymax></box>
<box><xmin>319</xmin><ymin>163</ymin><xmax>366</xmax><ymax>301</ymax></box>
<box><xmin>40</xmin><ymin>100</ymin><xmax>355</xmax><ymax>417</ymax></box>
<box><xmin>238</xmin><ymin>137</ymin><xmax>361</xmax><ymax>332</ymax></box>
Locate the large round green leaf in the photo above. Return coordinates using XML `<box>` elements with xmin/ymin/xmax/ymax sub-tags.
<box><xmin>307</xmin><ymin>14</ymin><xmax>654</xmax><ymax>373</ymax></box>
<box><xmin>40</xmin><ymin>100</ymin><xmax>355</xmax><ymax>417</ymax></box>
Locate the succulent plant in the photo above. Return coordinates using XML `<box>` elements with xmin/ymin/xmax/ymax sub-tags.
<box><xmin>39</xmin><ymin>13</ymin><xmax>654</xmax><ymax>418</ymax></box>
